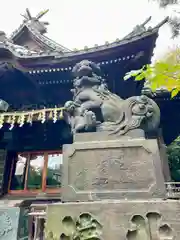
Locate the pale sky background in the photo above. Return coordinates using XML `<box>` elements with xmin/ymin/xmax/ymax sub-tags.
<box><xmin>0</xmin><ymin>0</ymin><xmax>180</xmax><ymax>61</ymax></box>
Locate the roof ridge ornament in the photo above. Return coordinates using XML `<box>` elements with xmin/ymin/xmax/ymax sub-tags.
<box><xmin>21</xmin><ymin>8</ymin><xmax>49</xmax><ymax>21</ymax></box>
<box><xmin>122</xmin><ymin>16</ymin><xmax>152</xmax><ymax>40</ymax></box>
<box><xmin>20</xmin><ymin>8</ymin><xmax>49</xmax><ymax>34</ymax></box>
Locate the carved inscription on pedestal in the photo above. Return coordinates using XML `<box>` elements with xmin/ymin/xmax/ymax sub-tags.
<box><xmin>91</xmin><ymin>151</ymin><xmax>126</xmax><ymax>189</ymax></box>
<box><xmin>68</xmin><ymin>147</ymin><xmax>155</xmax><ymax>191</ymax></box>
<box><xmin>62</xmin><ymin>138</ymin><xmax>166</xmax><ymax>201</ymax></box>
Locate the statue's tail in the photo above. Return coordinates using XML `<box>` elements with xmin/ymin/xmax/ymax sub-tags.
<box><xmin>109</xmin><ymin>95</ymin><xmax>160</xmax><ymax>136</ymax></box>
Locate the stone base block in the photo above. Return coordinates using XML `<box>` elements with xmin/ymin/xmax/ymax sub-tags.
<box><xmin>0</xmin><ymin>207</ymin><xmax>20</xmax><ymax>240</ymax></box>
<box><xmin>62</xmin><ymin>133</ymin><xmax>166</xmax><ymax>201</ymax></box>
<box><xmin>45</xmin><ymin>199</ymin><xmax>180</xmax><ymax>240</ymax></box>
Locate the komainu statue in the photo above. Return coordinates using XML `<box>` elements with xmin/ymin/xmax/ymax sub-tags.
<box><xmin>64</xmin><ymin>60</ymin><xmax>160</xmax><ymax>137</ymax></box>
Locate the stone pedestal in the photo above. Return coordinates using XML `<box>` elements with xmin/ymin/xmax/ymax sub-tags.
<box><xmin>45</xmin><ymin>200</ymin><xmax>180</xmax><ymax>240</ymax></box>
<box><xmin>45</xmin><ymin>133</ymin><xmax>180</xmax><ymax>240</ymax></box>
<box><xmin>62</xmin><ymin>133</ymin><xmax>166</xmax><ymax>202</ymax></box>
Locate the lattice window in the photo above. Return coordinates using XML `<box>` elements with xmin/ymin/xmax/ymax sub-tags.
<box><xmin>8</xmin><ymin>151</ymin><xmax>62</xmax><ymax>194</ymax></box>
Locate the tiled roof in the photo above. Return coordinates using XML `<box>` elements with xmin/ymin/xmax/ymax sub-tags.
<box><xmin>0</xmin><ymin>14</ymin><xmax>168</xmax><ymax>61</ymax></box>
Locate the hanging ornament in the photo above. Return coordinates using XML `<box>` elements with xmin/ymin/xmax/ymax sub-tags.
<box><xmin>19</xmin><ymin>114</ymin><xmax>25</xmax><ymax>127</ymax></box>
<box><xmin>27</xmin><ymin>113</ymin><xmax>33</xmax><ymax>125</ymax></box>
<box><xmin>29</xmin><ymin>110</ymin><xmax>34</xmax><ymax>125</ymax></box>
<box><xmin>9</xmin><ymin>114</ymin><xmax>16</xmax><ymax>130</ymax></box>
<box><xmin>0</xmin><ymin>114</ymin><xmax>4</xmax><ymax>129</ymax></box>
<box><xmin>48</xmin><ymin>110</ymin><xmax>53</xmax><ymax>120</ymax></box>
<box><xmin>53</xmin><ymin>107</ymin><xmax>57</xmax><ymax>123</ymax></box>
<box><xmin>0</xmin><ymin>107</ymin><xmax>65</xmax><ymax>129</ymax></box>
<box><xmin>59</xmin><ymin>108</ymin><xmax>64</xmax><ymax>119</ymax></box>
<box><xmin>6</xmin><ymin>116</ymin><xmax>12</xmax><ymax>124</ymax></box>
<box><xmin>38</xmin><ymin>112</ymin><xmax>42</xmax><ymax>121</ymax></box>
<box><xmin>41</xmin><ymin>110</ymin><xmax>46</xmax><ymax>123</ymax></box>
<box><xmin>17</xmin><ymin>115</ymin><xmax>21</xmax><ymax>124</ymax></box>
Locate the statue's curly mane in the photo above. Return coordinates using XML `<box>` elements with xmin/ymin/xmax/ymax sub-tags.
<box><xmin>72</xmin><ymin>60</ymin><xmax>101</xmax><ymax>77</ymax></box>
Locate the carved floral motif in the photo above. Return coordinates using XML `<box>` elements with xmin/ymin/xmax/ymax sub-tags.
<box><xmin>60</xmin><ymin>213</ymin><xmax>102</xmax><ymax>240</ymax></box>
<box><xmin>127</xmin><ymin>212</ymin><xmax>174</xmax><ymax>240</ymax></box>
<box><xmin>45</xmin><ymin>213</ymin><xmax>102</xmax><ymax>240</ymax></box>
<box><xmin>0</xmin><ymin>212</ymin><xmax>13</xmax><ymax>237</ymax></box>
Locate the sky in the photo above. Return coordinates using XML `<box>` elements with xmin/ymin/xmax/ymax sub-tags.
<box><xmin>0</xmin><ymin>0</ymin><xmax>180</xmax><ymax>60</ymax></box>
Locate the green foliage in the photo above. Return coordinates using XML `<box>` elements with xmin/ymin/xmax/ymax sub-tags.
<box><xmin>150</xmin><ymin>0</ymin><xmax>178</xmax><ymax>8</ymax></box>
<box><xmin>149</xmin><ymin>0</ymin><xmax>180</xmax><ymax>37</ymax></box>
<box><xmin>124</xmin><ymin>46</ymin><xmax>180</xmax><ymax>181</ymax></box>
<box><xmin>124</xmin><ymin>48</ymin><xmax>180</xmax><ymax>98</ymax></box>
<box><xmin>167</xmin><ymin>136</ymin><xmax>180</xmax><ymax>181</ymax></box>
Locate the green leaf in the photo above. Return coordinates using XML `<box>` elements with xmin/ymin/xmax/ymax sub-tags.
<box><xmin>124</xmin><ymin>46</ymin><xmax>180</xmax><ymax>98</ymax></box>
<box><xmin>171</xmin><ymin>88</ymin><xmax>179</xmax><ymax>98</ymax></box>
<box><xmin>123</xmin><ymin>74</ymin><xmax>132</xmax><ymax>81</ymax></box>
<box><xmin>123</xmin><ymin>69</ymin><xmax>144</xmax><ymax>80</ymax></box>
<box><xmin>150</xmin><ymin>81</ymin><xmax>158</xmax><ymax>91</ymax></box>
<box><xmin>135</xmin><ymin>73</ymin><xmax>145</xmax><ymax>81</ymax></box>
